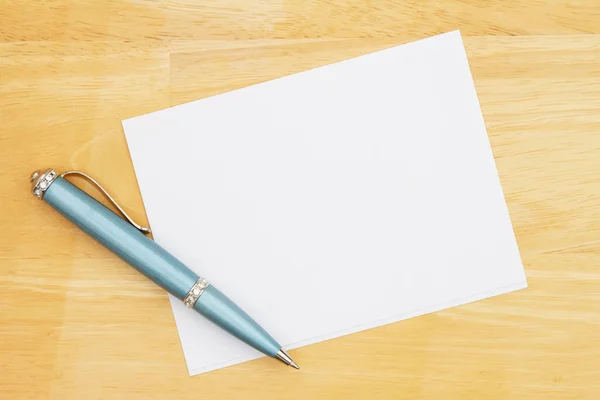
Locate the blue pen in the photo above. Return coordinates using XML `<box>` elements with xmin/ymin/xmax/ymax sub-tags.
<box><xmin>30</xmin><ymin>169</ymin><xmax>299</xmax><ymax>370</ymax></box>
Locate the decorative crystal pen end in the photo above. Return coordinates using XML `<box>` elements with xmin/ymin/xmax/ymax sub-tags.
<box><xmin>30</xmin><ymin>169</ymin><xmax>58</xmax><ymax>199</ymax></box>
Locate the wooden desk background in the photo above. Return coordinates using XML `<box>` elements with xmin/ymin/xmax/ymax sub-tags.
<box><xmin>1</xmin><ymin>1</ymin><xmax>600</xmax><ymax>399</ymax></box>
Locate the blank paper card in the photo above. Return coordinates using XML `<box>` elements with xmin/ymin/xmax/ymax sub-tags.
<box><xmin>122</xmin><ymin>31</ymin><xmax>527</xmax><ymax>375</ymax></box>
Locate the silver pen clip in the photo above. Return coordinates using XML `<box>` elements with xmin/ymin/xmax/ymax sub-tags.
<box><xmin>30</xmin><ymin>169</ymin><xmax>152</xmax><ymax>235</ymax></box>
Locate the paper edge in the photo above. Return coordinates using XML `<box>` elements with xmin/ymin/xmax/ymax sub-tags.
<box><xmin>121</xmin><ymin>30</ymin><xmax>463</xmax><ymax>124</ymax></box>
<box><xmin>187</xmin><ymin>280</ymin><xmax>528</xmax><ymax>376</ymax></box>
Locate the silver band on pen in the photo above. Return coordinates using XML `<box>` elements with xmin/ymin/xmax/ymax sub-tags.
<box><xmin>183</xmin><ymin>278</ymin><xmax>210</xmax><ymax>308</ymax></box>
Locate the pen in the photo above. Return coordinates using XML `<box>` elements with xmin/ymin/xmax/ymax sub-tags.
<box><xmin>29</xmin><ymin>169</ymin><xmax>299</xmax><ymax>370</ymax></box>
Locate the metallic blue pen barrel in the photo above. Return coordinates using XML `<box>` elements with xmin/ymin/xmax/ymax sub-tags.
<box><xmin>40</xmin><ymin>174</ymin><xmax>281</xmax><ymax>358</ymax></box>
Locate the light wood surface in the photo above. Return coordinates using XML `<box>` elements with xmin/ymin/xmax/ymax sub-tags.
<box><xmin>2</xmin><ymin>1</ymin><xmax>600</xmax><ymax>399</ymax></box>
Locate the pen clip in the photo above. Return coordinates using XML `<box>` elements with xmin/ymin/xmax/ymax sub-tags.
<box><xmin>61</xmin><ymin>171</ymin><xmax>152</xmax><ymax>235</ymax></box>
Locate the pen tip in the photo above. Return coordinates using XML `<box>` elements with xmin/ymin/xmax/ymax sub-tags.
<box><xmin>275</xmin><ymin>349</ymin><xmax>300</xmax><ymax>370</ymax></box>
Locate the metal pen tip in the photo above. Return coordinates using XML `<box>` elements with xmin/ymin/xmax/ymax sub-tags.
<box><xmin>275</xmin><ymin>349</ymin><xmax>300</xmax><ymax>370</ymax></box>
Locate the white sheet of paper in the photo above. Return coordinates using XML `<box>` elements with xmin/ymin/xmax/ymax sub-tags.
<box><xmin>122</xmin><ymin>30</ymin><xmax>527</xmax><ymax>375</ymax></box>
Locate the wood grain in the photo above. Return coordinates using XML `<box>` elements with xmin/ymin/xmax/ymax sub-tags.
<box><xmin>1</xmin><ymin>1</ymin><xmax>600</xmax><ymax>399</ymax></box>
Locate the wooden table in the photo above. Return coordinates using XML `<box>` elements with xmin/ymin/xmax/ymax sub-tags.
<box><xmin>2</xmin><ymin>1</ymin><xmax>600</xmax><ymax>399</ymax></box>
